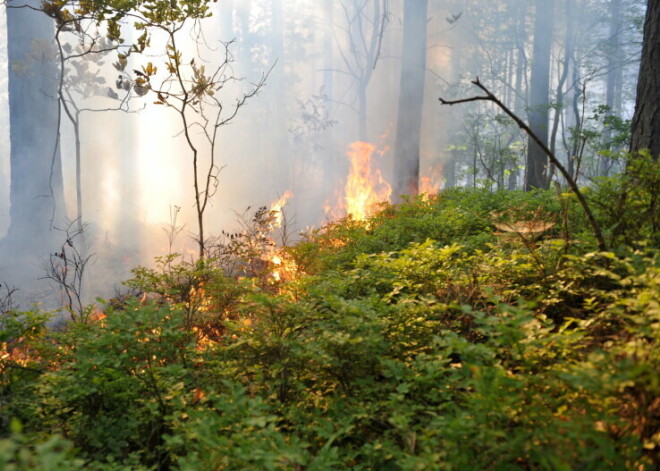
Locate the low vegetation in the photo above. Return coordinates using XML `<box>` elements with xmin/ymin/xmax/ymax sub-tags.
<box><xmin>1</xmin><ymin>157</ymin><xmax>659</xmax><ymax>470</ymax></box>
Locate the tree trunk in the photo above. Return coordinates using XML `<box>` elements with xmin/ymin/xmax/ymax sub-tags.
<box><xmin>630</xmin><ymin>0</ymin><xmax>660</xmax><ymax>159</ymax></box>
<box><xmin>514</xmin><ymin>1</ymin><xmax>529</xmax><ymax>116</ymax></box>
<box><xmin>525</xmin><ymin>0</ymin><xmax>554</xmax><ymax>190</ymax></box>
<box><xmin>549</xmin><ymin>0</ymin><xmax>576</xmax><ymax>184</ymax></box>
<box><xmin>357</xmin><ymin>81</ymin><xmax>368</xmax><ymax>142</ymax></box>
<box><xmin>444</xmin><ymin>154</ymin><xmax>457</xmax><ymax>188</ymax></box>
<box><xmin>2</xmin><ymin>0</ymin><xmax>65</xmax><ymax>254</ymax></box>
<box><xmin>236</xmin><ymin>0</ymin><xmax>253</xmax><ymax>79</ymax></box>
<box><xmin>392</xmin><ymin>0</ymin><xmax>428</xmax><ymax>201</ymax></box>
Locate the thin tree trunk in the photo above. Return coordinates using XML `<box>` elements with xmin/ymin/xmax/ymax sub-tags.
<box><xmin>525</xmin><ymin>0</ymin><xmax>554</xmax><ymax>190</ymax></box>
<box><xmin>600</xmin><ymin>0</ymin><xmax>623</xmax><ymax>175</ymax></box>
<box><xmin>322</xmin><ymin>0</ymin><xmax>339</xmax><ymax>194</ymax></box>
<box><xmin>392</xmin><ymin>0</ymin><xmax>428</xmax><ymax>201</ymax></box>
<box><xmin>219</xmin><ymin>0</ymin><xmax>234</xmax><ymax>41</ymax></box>
<box><xmin>358</xmin><ymin>82</ymin><xmax>368</xmax><ymax>141</ymax></box>
<box><xmin>549</xmin><ymin>0</ymin><xmax>576</xmax><ymax>184</ymax></box>
<box><xmin>2</xmin><ymin>0</ymin><xmax>65</xmax><ymax>254</ymax></box>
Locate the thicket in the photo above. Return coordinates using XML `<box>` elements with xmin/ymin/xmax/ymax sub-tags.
<box><xmin>1</xmin><ymin>157</ymin><xmax>659</xmax><ymax>470</ymax></box>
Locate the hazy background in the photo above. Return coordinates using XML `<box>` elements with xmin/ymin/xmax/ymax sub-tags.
<box><xmin>0</xmin><ymin>0</ymin><xmax>645</xmax><ymax>309</ymax></box>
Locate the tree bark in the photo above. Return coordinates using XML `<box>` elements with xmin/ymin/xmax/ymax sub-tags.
<box><xmin>525</xmin><ymin>0</ymin><xmax>554</xmax><ymax>190</ymax></box>
<box><xmin>630</xmin><ymin>0</ymin><xmax>660</xmax><ymax>159</ymax></box>
<box><xmin>2</xmin><ymin>0</ymin><xmax>65</xmax><ymax>254</ymax></box>
<box><xmin>392</xmin><ymin>0</ymin><xmax>428</xmax><ymax>200</ymax></box>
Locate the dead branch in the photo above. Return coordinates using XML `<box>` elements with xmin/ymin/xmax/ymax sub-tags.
<box><xmin>440</xmin><ymin>77</ymin><xmax>607</xmax><ymax>252</ymax></box>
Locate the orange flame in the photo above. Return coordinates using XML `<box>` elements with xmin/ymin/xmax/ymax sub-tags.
<box><xmin>419</xmin><ymin>162</ymin><xmax>444</xmax><ymax>199</ymax></box>
<box><xmin>270</xmin><ymin>190</ymin><xmax>294</xmax><ymax>229</ymax></box>
<box><xmin>266</xmin><ymin>191</ymin><xmax>298</xmax><ymax>283</ymax></box>
<box><xmin>334</xmin><ymin>142</ymin><xmax>392</xmax><ymax>221</ymax></box>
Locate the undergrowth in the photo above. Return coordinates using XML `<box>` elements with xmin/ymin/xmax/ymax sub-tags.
<box><xmin>1</xmin><ymin>164</ymin><xmax>659</xmax><ymax>470</ymax></box>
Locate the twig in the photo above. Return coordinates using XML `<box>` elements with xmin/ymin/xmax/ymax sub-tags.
<box><xmin>440</xmin><ymin>77</ymin><xmax>607</xmax><ymax>252</ymax></box>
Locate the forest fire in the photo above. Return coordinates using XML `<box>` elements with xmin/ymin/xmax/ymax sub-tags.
<box><xmin>345</xmin><ymin>142</ymin><xmax>392</xmax><ymax>220</ymax></box>
<box><xmin>269</xmin><ymin>190</ymin><xmax>294</xmax><ymax>229</ymax></box>
<box><xmin>267</xmin><ymin>191</ymin><xmax>297</xmax><ymax>283</ymax></box>
<box><xmin>326</xmin><ymin>142</ymin><xmax>392</xmax><ymax>221</ymax></box>
<box><xmin>419</xmin><ymin>162</ymin><xmax>444</xmax><ymax>199</ymax></box>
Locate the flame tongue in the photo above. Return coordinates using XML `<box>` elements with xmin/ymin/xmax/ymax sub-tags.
<box><xmin>270</xmin><ymin>190</ymin><xmax>294</xmax><ymax>229</ymax></box>
<box><xmin>344</xmin><ymin>142</ymin><xmax>392</xmax><ymax>221</ymax></box>
<box><xmin>267</xmin><ymin>191</ymin><xmax>296</xmax><ymax>283</ymax></box>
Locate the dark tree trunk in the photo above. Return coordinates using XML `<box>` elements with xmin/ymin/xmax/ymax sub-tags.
<box><xmin>392</xmin><ymin>0</ymin><xmax>428</xmax><ymax>200</ymax></box>
<box><xmin>2</xmin><ymin>0</ymin><xmax>65</xmax><ymax>253</ymax></box>
<box><xmin>630</xmin><ymin>0</ymin><xmax>660</xmax><ymax>159</ymax></box>
<box><xmin>525</xmin><ymin>0</ymin><xmax>554</xmax><ymax>190</ymax></box>
<box><xmin>444</xmin><ymin>154</ymin><xmax>457</xmax><ymax>189</ymax></box>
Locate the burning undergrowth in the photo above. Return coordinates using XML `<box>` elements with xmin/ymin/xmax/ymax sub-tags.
<box><xmin>2</xmin><ymin>184</ymin><xmax>659</xmax><ymax>469</ymax></box>
<box><xmin>325</xmin><ymin>141</ymin><xmax>393</xmax><ymax>222</ymax></box>
<box><xmin>2</xmin><ymin>138</ymin><xmax>446</xmax><ymax>361</ymax></box>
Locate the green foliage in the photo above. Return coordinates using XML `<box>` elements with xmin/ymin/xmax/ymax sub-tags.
<box><xmin>297</xmin><ymin>188</ymin><xmax>564</xmax><ymax>273</ymax></box>
<box><xmin>0</xmin><ymin>420</ymin><xmax>84</xmax><ymax>471</ymax></box>
<box><xmin>588</xmin><ymin>152</ymin><xmax>660</xmax><ymax>248</ymax></box>
<box><xmin>0</xmin><ymin>309</ymin><xmax>52</xmax><ymax>435</ymax></box>
<box><xmin>2</xmin><ymin>180</ymin><xmax>659</xmax><ymax>469</ymax></box>
<box><xmin>125</xmin><ymin>254</ymin><xmax>249</xmax><ymax>340</ymax></box>
<box><xmin>29</xmin><ymin>301</ymin><xmax>197</xmax><ymax>467</ymax></box>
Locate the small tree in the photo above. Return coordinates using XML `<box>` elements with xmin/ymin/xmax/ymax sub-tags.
<box><xmin>42</xmin><ymin>2</ymin><xmax>140</xmax><ymax>232</ymax></box>
<box><xmin>334</xmin><ymin>0</ymin><xmax>388</xmax><ymax>141</ymax></box>
<box><xmin>45</xmin><ymin>0</ymin><xmax>270</xmax><ymax>258</ymax></box>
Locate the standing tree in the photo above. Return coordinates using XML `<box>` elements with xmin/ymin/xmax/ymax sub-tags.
<box><xmin>47</xmin><ymin>0</ymin><xmax>269</xmax><ymax>259</ymax></box>
<box><xmin>126</xmin><ymin>5</ymin><xmax>269</xmax><ymax>258</ymax></box>
<box><xmin>45</xmin><ymin>8</ymin><xmax>137</xmax><ymax>233</ymax></box>
<box><xmin>335</xmin><ymin>0</ymin><xmax>388</xmax><ymax>141</ymax></box>
<box><xmin>392</xmin><ymin>0</ymin><xmax>428</xmax><ymax>200</ymax></box>
<box><xmin>2</xmin><ymin>0</ymin><xmax>66</xmax><ymax>254</ymax></box>
<box><xmin>600</xmin><ymin>0</ymin><xmax>624</xmax><ymax>175</ymax></box>
<box><xmin>630</xmin><ymin>0</ymin><xmax>660</xmax><ymax>159</ymax></box>
<box><xmin>525</xmin><ymin>0</ymin><xmax>555</xmax><ymax>190</ymax></box>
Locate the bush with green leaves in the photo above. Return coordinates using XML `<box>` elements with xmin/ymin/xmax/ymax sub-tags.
<box><xmin>1</xmin><ymin>178</ymin><xmax>659</xmax><ymax>469</ymax></box>
<box><xmin>0</xmin><ymin>421</ymin><xmax>84</xmax><ymax>471</ymax></box>
<box><xmin>27</xmin><ymin>300</ymin><xmax>199</xmax><ymax>468</ymax></box>
<box><xmin>588</xmin><ymin>152</ymin><xmax>660</xmax><ymax>248</ymax></box>
<box><xmin>293</xmin><ymin>187</ymin><xmax>568</xmax><ymax>274</ymax></box>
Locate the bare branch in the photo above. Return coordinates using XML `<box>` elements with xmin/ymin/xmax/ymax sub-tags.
<box><xmin>440</xmin><ymin>77</ymin><xmax>607</xmax><ymax>252</ymax></box>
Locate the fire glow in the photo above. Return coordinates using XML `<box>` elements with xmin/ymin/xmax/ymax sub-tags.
<box><xmin>419</xmin><ymin>162</ymin><xmax>444</xmax><ymax>199</ymax></box>
<box><xmin>268</xmin><ymin>191</ymin><xmax>296</xmax><ymax>282</ymax></box>
<box><xmin>345</xmin><ymin>142</ymin><xmax>392</xmax><ymax>220</ymax></box>
<box><xmin>269</xmin><ymin>190</ymin><xmax>294</xmax><ymax>229</ymax></box>
<box><xmin>325</xmin><ymin>141</ymin><xmax>392</xmax><ymax>221</ymax></box>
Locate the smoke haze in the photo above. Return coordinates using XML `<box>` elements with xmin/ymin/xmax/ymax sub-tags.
<box><xmin>0</xmin><ymin>0</ymin><xmax>645</xmax><ymax>310</ymax></box>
